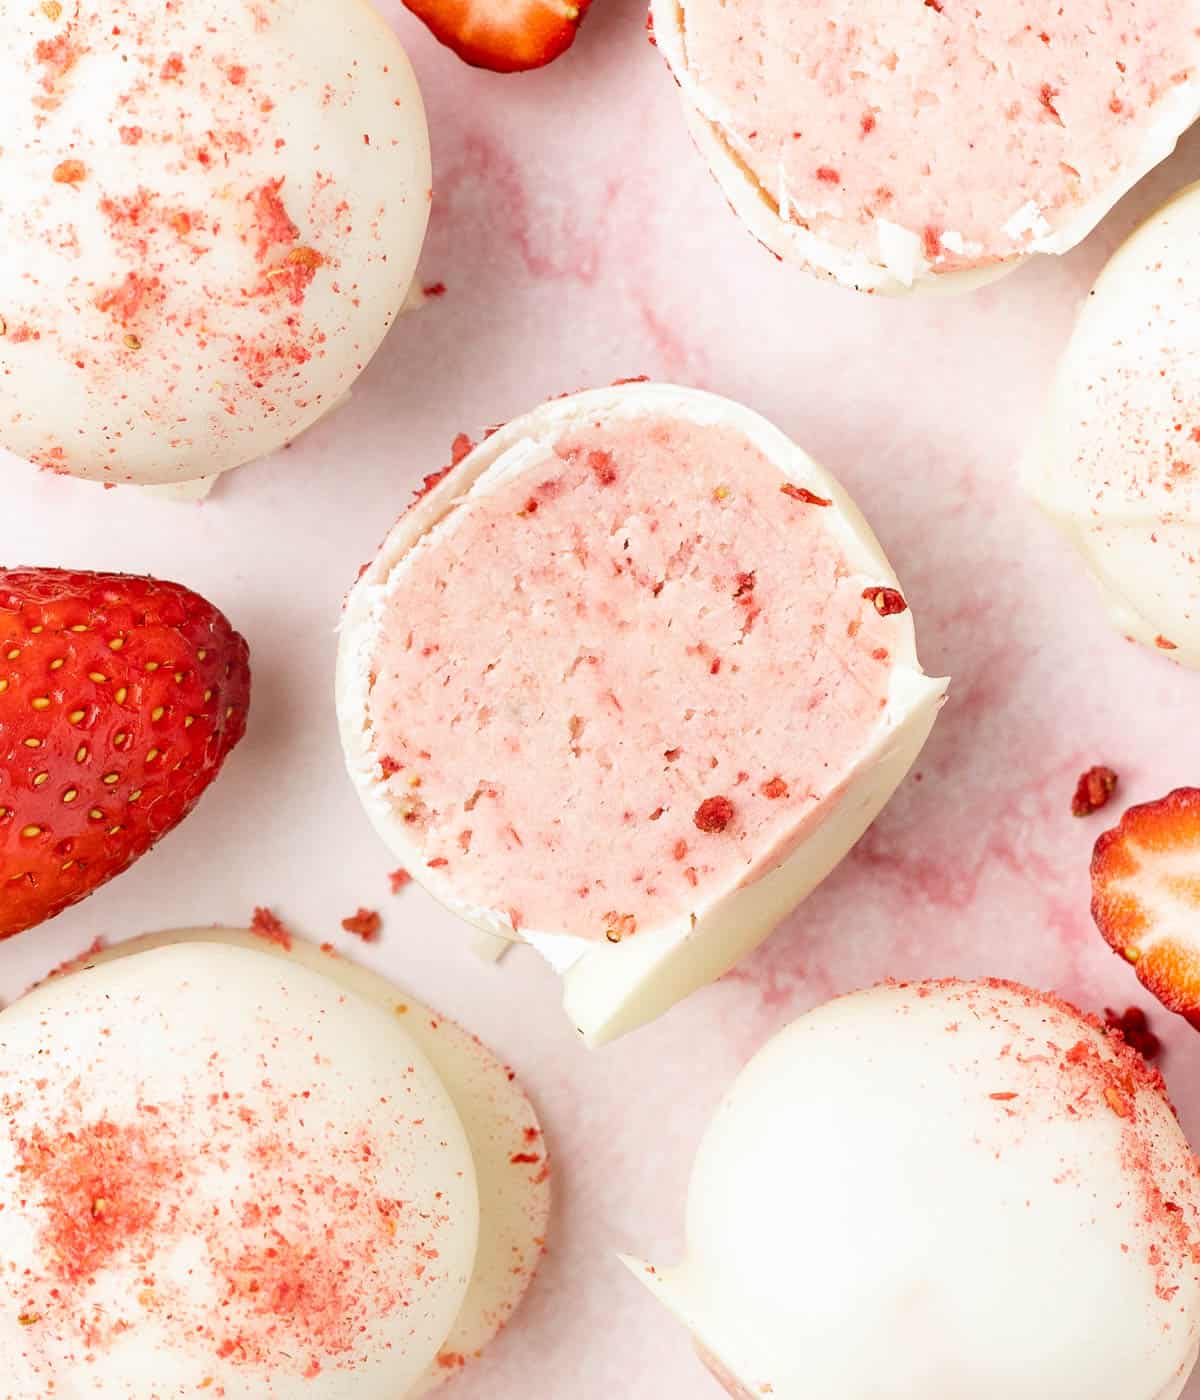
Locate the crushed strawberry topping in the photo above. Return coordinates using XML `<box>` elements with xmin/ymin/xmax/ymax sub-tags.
<box><xmin>1073</xmin><ymin>765</ymin><xmax>1118</xmax><ymax>817</ymax></box>
<box><xmin>9</xmin><ymin>1086</ymin><xmax>450</xmax><ymax>1375</ymax></box>
<box><xmin>341</xmin><ymin>907</ymin><xmax>382</xmax><ymax>942</ymax></box>
<box><xmin>781</xmin><ymin>483</ymin><xmax>832</xmax><ymax>507</ymax></box>
<box><xmin>694</xmin><ymin>796</ymin><xmax>735</xmax><ymax>834</ymax></box>
<box><xmin>250</xmin><ymin>907</ymin><xmax>293</xmax><ymax>951</ymax></box>
<box><xmin>1105</xmin><ymin>1006</ymin><xmax>1163</xmax><ymax>1062</ymax></box>
<box><xmin>863</xmin><ymin>586</ymin><xmax>908</xmax><ymax>616</ymax></box>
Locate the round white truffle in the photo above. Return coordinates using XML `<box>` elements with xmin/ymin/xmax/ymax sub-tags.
<box><xmin>629</xmin><ymin>979</ymin><xmax>1200</xmax><ymax>1399</ymax></box>
<box><xmin>0</xmin><ymin>0</ymin><xmax>430</xmax><ymax>485</ymax></box>
<box><xmin>0</xmin><ymin>940</ymin><xmax>480</xmax><ymax>1397</ymax></box>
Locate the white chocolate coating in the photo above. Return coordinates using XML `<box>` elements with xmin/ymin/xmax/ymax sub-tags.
<box><xmin>628</xmin><ymin>979</ymin><xmax>1200</xmax><ymax>1399</ymax></box>
<box><xmin>0</xmin><ymin>0</ymin><xmax>430</xmax><ymax>485</ymax></box>
<box><xmin>1030</xmin><ymin>182</ymin><xmax>1200</xmax><ymax>666</ymax></box>
<box><xmin>0</xmin><ymin>940</ymin><xmax>479</xmax><ymax>1398</ymax></box>
<box><xmin>336</xmin><ymin>383</ymin><xmax>946</xmax><ymax>1044</ymax></box>
<box><xmin>84</xmin><ymin>926</ymin><xmax>553</xmax><ymax>1397</ymax></box>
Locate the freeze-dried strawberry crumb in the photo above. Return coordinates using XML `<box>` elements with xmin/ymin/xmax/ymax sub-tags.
<box><xmin>588</xmin><ymin>450</ymin><xmax>618</xmax><ymax>486</ymax></box>
<box><xmin>451</xmin><ymin>433</ymin><xmax>475</xmax><ymax>465</ymax></box>
<box><xmin>411</xmin><ymin>467</ymin><xmax>453</xmax><ymax>505</ymax></box>
<box><xmin>52</xmin><ymin>159</ymin><xmax>86</xmax><ymax>185</ymax></box>
<box><xmin>261</xmin><ymin>245</ymin><xmax>325</xmax><ymax>306</ymax></box>
<box><xmin>780</xmin><ymin>483</ymin><xmax>832</xmax><ymax>507</ymax></box>
<box><xmin>250</xmin><ymin>907</ymin><xmax>293</xmax><ymax>951</ymax></box>
<box><xmin>1040</xmin><ymin>83</ymin><xmax>1064</xmax><ymax>123</ymax></box>
<box><xmin>761</xmin><ymin>776</ymin><xmax>789</xmax><ymax>800</ymax></box>
<box><xmin>694</xmin><ymin>796</ymin><xmax>735</xmax><ymax>833</ymax></box>
<box><xmin>341</xmin><ymin>908</ymin><xmax>381</xmax><ymax>942</ymax></box>
<box><xmin>389</xmin><ymin>868</ymin><xmax>412</xmax><ymax>893</ymax></box>
<box><xmin>603</xmin><ymin>912</ymin><xmax>637</xmax><ymax>943</ymax></box>
<box><xmin>863</xmin><ymin>586</ymin><xmax>908</xmax><ymax>616</ymax></box>
<box><xmin>16</xmin><ymin>1118</ymin><xmax>179</xmax><ymax>1285</ymax></box>
<box><xmin>1105</xmin><ymin>1006</ymin><xmax>1162</xmax><ymax>1061</ymax></box>
<box><xmin>248</xmin><ymin>179</ymin><xmax>299</xmax><ymax>259</ymax></box>
<box><xmin>408</xmin><ymin>434</ymin><xmax>476</xmax><ymax>511</ymax></box>
<box><xmin>1072</xmin><ymin>765</ymin><xmax>1118</xmax><ymax>817</ymax></box>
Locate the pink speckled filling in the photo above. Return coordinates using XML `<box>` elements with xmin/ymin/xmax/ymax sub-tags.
<box><xmin>675</xmin><ymin>0</ymin><xmax>1200</xmax><ymax>272</ymax></box>
<box><xmin>366</xmin><ymin>414</ymin><xmax>901</xmax><ymax>941</ymax></box>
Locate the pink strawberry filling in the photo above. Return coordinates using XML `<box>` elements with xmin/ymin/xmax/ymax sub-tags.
<box><xmin>365</xmin><ymin>414</ymin><xmax>900</xmax><ymax>941</ymax></box>
<box><xmin>673</xmin><ymin>1</ymin><xmax>1200</xmax><ymax>272</ymax></box>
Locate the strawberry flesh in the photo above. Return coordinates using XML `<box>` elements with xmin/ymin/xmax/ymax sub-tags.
<box><xmin>404</xmin><ymin>0</ymin><xmax>590</xmax><ymax>73</ymax></box>
<box><xmin>1091</xmin><ymin>787</ymin><xmax>1200</xmax><ymax>1030</ymax></box>
<box><xmin>0</xmin><ymin>569</ymin><xmax>250</xmax><ymax>938</ymax></box>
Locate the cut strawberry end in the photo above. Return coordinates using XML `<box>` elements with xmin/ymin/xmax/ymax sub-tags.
<box><xmin>1091</xmin><ymin>788</ymin><xmax>1200</xmax><ymax>1029</ymax></box>
<box><xmin>403</xmin><ymin>0</ymin><xmax>591</xmax><ymax>72</ymax></box>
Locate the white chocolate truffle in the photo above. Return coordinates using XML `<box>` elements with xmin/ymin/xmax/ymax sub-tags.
<box><xmin>0</xmin><ymin>0</ymin><xmax>430</xmax><ymax>485</ymax></box>
<box><xmin>337</xmin><ymin>383</ymin><xmax>946</xmax><ymax>1044</ymax></box>
<box><xmin>628</xmin><ymin>979</ymin><xmax>1200</xmax><ymax>1399</ymax></box>
<box><xmin>1031</xmin><ymin>182</ymin><xmax>1200</xmax><ymax>666</ymax></box>
<box><xmin>0</xmin><ymin>935</ymin><xmax>544</xmax><ymax>1397</ymax></box>
<box><xmin>87</xmin><ymin>926</ymin><xmax>553</xmax><ymax>1397</ymax></box>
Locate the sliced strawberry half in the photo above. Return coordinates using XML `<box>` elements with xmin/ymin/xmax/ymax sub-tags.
<box><xmin>0</xmin><ymin>569</ymin><xmax>251</xmax><ymax>938</ymax></box>
<box><xmin>404</xmin><ymin>0</ymin><xmax>590</xmax><ymax>72</ymax></box>
<box><xmin>1091</xmin><ymin>787</ymin><xmax>1200</xmax><ymax>1030</ymax></box>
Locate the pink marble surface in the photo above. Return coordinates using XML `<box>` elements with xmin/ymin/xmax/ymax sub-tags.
<box><xmin>5</xmin><ymin>2</ymin><xmax>1200</xmax><ymax>1394</ymax></box>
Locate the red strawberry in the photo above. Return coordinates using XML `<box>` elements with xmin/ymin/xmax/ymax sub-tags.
<box><xmin>0</xmin><ymin>569</ymin><xmax>250</xmax><ymax>937</ymax></box>
<box><xmin>404</xmin><ymin>0</ymin><xmax>590</xmax><ymax>72</ymax></box>
<box><xmin>1091</xmin><ymin>787</ymin><xmax>1200</xmax><ymax>1030</ymax></box>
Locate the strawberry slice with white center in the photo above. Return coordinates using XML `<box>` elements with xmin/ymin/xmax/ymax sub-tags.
<box><xmin>1091</xmin><ymin>787</ymin><xmax>1200</xmax><ymax>1029</ymax></box>
<box><xmin>404</xmin><ymin>0</ymin><xmax>589</xmax><ymax>72</ymax></box>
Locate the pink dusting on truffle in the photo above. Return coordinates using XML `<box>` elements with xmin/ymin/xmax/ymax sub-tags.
<box><xmin>10</xmin><ymin>1091</ymin><xmax>444</xmax><ymax>1375</ymax></box>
